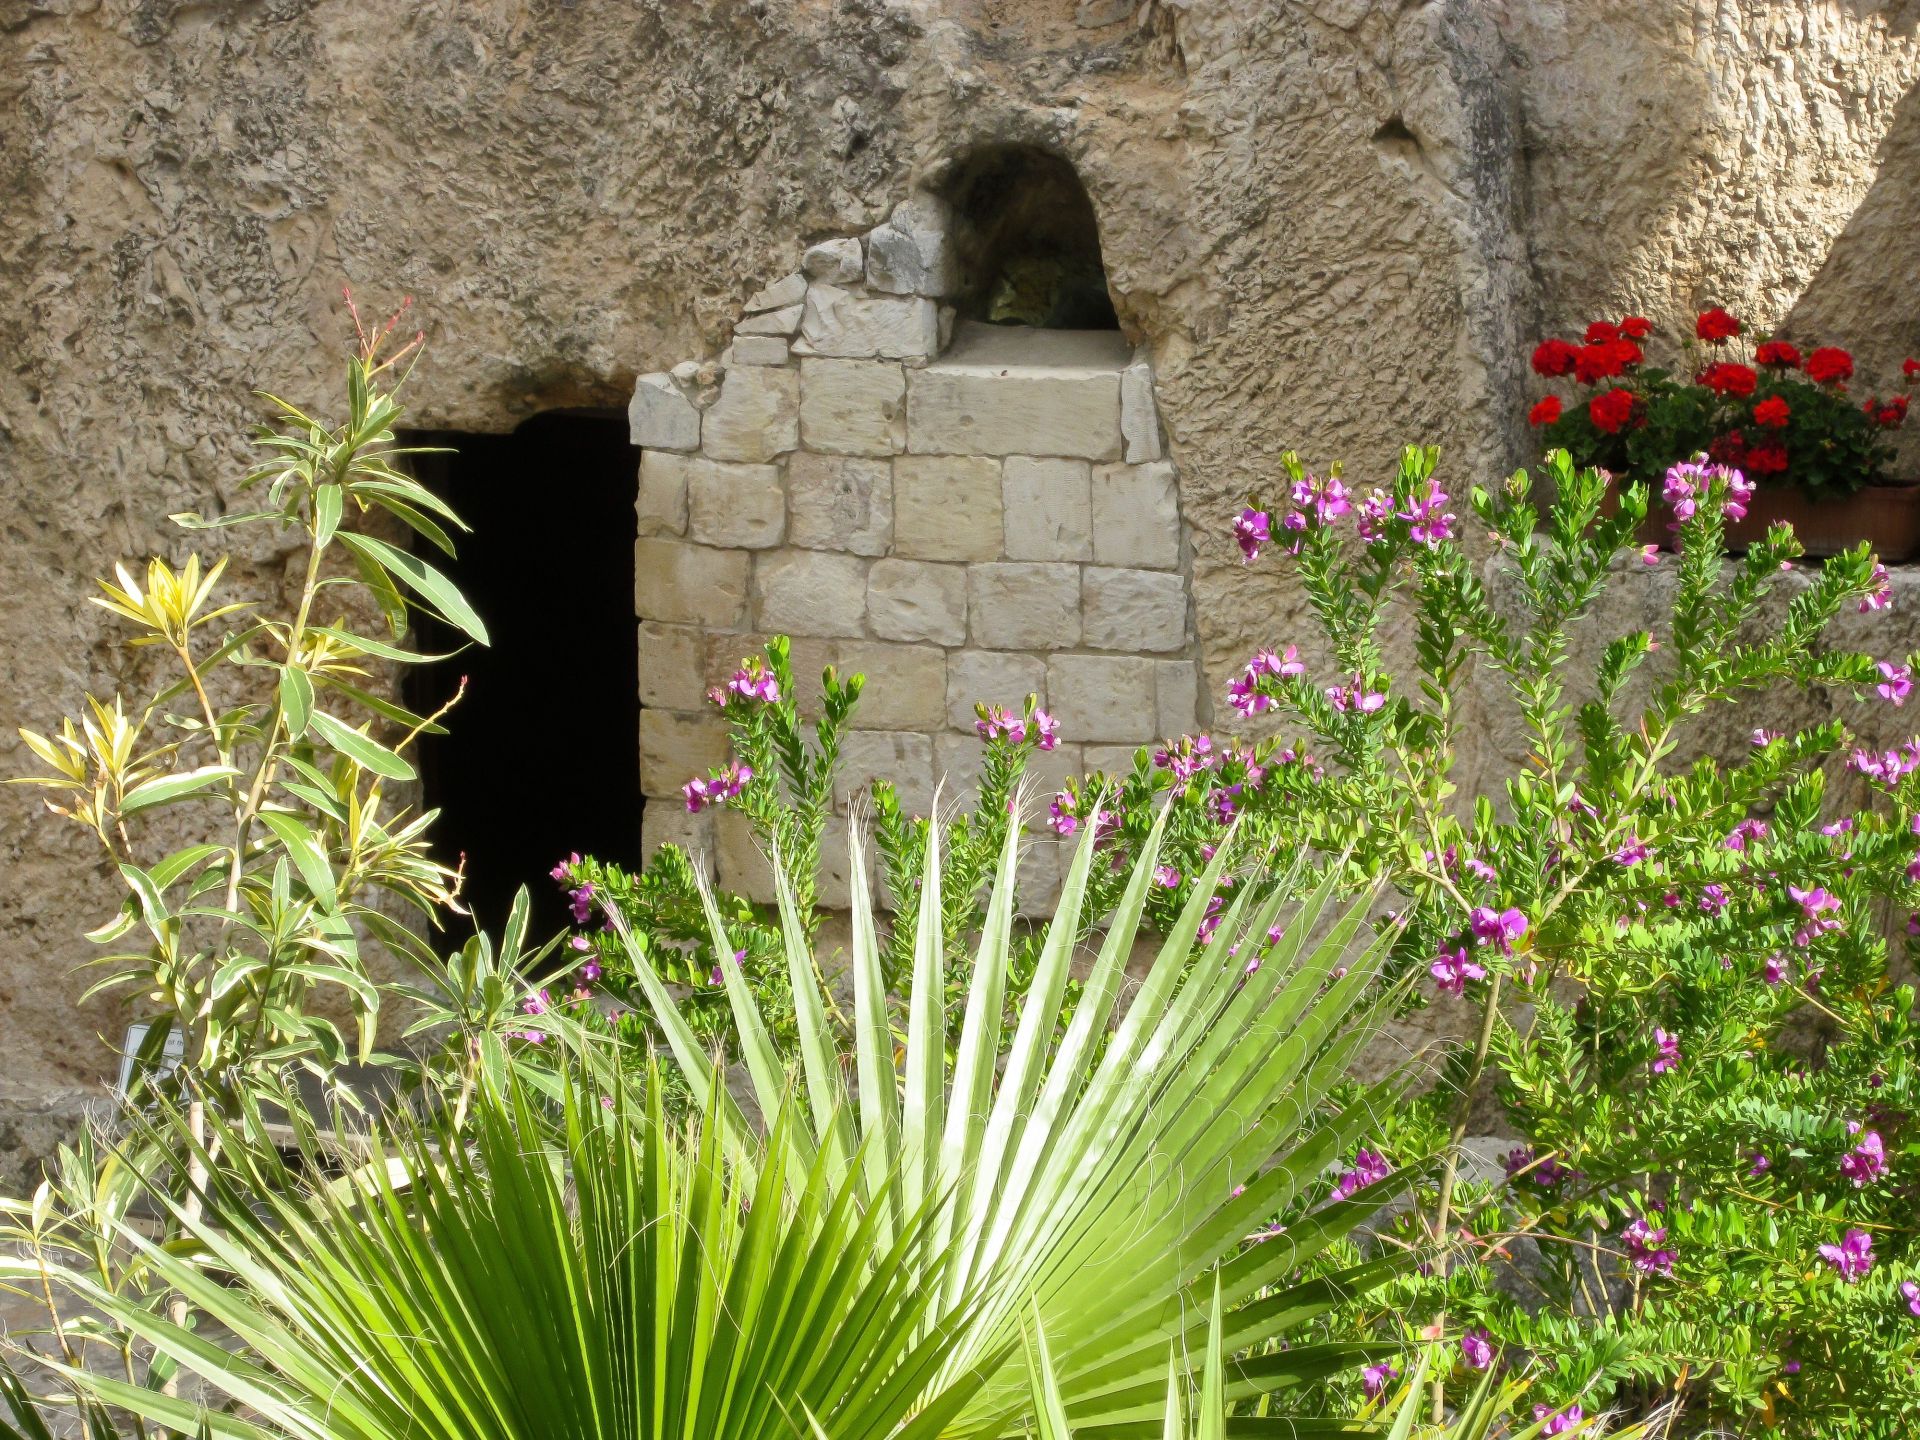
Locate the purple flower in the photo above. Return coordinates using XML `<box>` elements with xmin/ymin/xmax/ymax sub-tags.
<box><xmin>1197</xmin><ymin>894</ymin><xmax>1226</xmax><ymax>946</ymax></box>
<box><xmin>580</xmin><ymin>960</ymin><xmax>602</xmax><ymax>984</ymax></box>
<box><xmin>1233</xmin><ymin>507</ymin><xmax>1271</xmax><ymax>562</ymax></box>
<box><xmin>1787</xmin><ymin>884</ymin><xmax>1842</xmax><ymax>947</ymax></box>
<box><xmin>725</xmin><ymin>660</ymin><xmax>781</xmax><ymax>705</ymax></box>
<box><xmin>1840</xmin><ymin>1129</ymin><xmax>1886</xmax><ymax>1188</ymax></box>
<box><xmin>1749</xmin><ymin>1151</ymin><xmax>1771</xmax><ymax>1176</ymax></box>
<box><xmin>1469</xmin><ymin>906</ymin><xmax>1529</xmax><ymax>956</ymax></box>
<box><xmin>1333</xmin><ymin>1147</ymin><xmax>1391</xmax><ymax>1201</ymax></box>
<box><xmin>1901</xmin><ymin>1279</ymin><xmax>1920</xmax><ymax>1317</ymax></box>
<box><xmin>1640</xmin><ymin>543</ymin><xmax>1661</xmax><ymax>566</ymax></box>
<box><xmin>1360</xmin><ymin>1361</ymin><xmax>1398</xmax><ymax>1399</ymax></box>
<box><xmin>683</xmin><ymin>758</ymin><xmax>754</xmax><ymax>813</ymax></box>
<box><xmin>1534</xmin><ymin>1404</ymin><xmax>1585</xmax><ymax>1436</ymax></box>
<box><xmin>1623</xmin><ymin>1215</ymin><xmax>1675</xmax><ymax>1276</ymax></box>
<box><xmin>1650</xmin><ymin>1027</ymin><xmax>1681</xmax><ymax>1074</ymax></box>
<box><xmin>1325</xmin><ymin>675</ymin><xmax>1386</xmax><ymax>714</ymax></box>
<box><xmin>1818</xmin><ymin>1227</ymin><xmax>1874</xmax><ymax>1282</ymax></box>
<box><xmin>1860</xmin><ymin>563</ymin><xmax>1893</xmax><ymax>612</ymax></box>
<box><xmin>1751</xmin><ymin>727</ymin><xmax>1783</xmax><ymax>746</ymax></box>
<box><xmin>1152</xmin><ymin>864</ymin><xmax>1181</xmax><ymax>890</ymax></box>
<box><xmin>975</xmin><ymin>703</ymin><xmax>1027</xmax><ymax>744</ymax></box>
<box><xmin>1698</xmin><ymin>884</ymin><xmax>1727</xmax><ymax>916</ymax></box>
<box><xmin>1429</xmin><ymin>945</ymin><xmax>1486</xmax><ymax>996</ymax></box>
<box><xmin>1503</xmin><ymin>1145</ymin><xmax>1568</xmax><ymax>1188</ymax></box>
<box><xmin>1154</xmin><ymin>733</ymin><xmax>1218</xmax><ymax>785</ymax></box>
<box><xmin>567</xmin><ymin>883</ymin><xmax>595</xmax><ymax>925</ymax></box>
<box><xmin>1724</xmin><ymin>818</ymin><xmax>1769</xmax><ymax>851</ymax></box>
<box><xmin>1613</xmin><ymin>835</ymin><xmax>1650</xmax><ymax>866</ymax></box>
<box><xmin>1048</xmin><ymin>790</ymin><xmax>1078</xmax><ymax>837</ymax></box>
<box><xmin>1763</xmin><ymin>954</ymin><xmax>1789</xmax><ymax>986</ymax></box>
<box><xmin>1460</xmin><ymin>1327</ymin><xmax>1495</xmax><ymax>1371</ymax></box>
<box><xmin>1399</xmin><ymin>480</ymin><xmax>1455</xmax><ymax>545</ymax></box>
<box><xmin>1033</xmin><ymin>709</ymin><xmax>1060</xmax><ymax>750</ymax></box>
<box><xmin>1878</xmin><ymin>661</ymin><xmax>1912</xmax><ymax>706</ymax></box>
<box><xmin>549</xmin><ymin>852</ymin><xmax>581</xmax><ymax>884</ymax></box>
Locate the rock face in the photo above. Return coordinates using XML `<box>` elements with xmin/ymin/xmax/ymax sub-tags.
<box><xmin>5</xmin><ymin>0</ymin><xmax>1920</xmax><ymax>1147</ymax></box>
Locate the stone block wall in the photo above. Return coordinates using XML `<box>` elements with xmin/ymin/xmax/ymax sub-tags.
<box><xmin>628</xmin><ymin>205</ymin><xmax>1198</xmax><ymax>911</ymax></box>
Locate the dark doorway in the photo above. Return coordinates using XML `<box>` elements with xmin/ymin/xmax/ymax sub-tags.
<box><xmin>939</xmin><ymin>146</ymin><xmax>1119</xmax><ymax>330</ymax></box>
<box><xmin>400</xmin><ymin>411</ymin><xmax>641</xmax><ymax>942</ymax></box>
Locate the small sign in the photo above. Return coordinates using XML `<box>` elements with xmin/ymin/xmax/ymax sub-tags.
<box><xmin>116</xmin><ymin>1022</ymin><xmax>186</xmax><ymax>1099</ymax></box>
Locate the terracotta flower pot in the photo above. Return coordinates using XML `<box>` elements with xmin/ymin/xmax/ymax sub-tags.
<box><xmin>1632</xmin><ymin>482</ymin><xmax>1920</xmax><ymax>561</ymax></box>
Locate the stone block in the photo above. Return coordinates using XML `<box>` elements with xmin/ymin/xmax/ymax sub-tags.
<box><xmin>735</xmin><ymin>304</ymin><xmax>803</xmax><ymax>337</ymax></box>
<box><xmin>1015</xmin><ymin>836</ymin><xmax>1064</xmax><ymax>915</ymax></box>
<box><xmin>969</xmin><ymin>563</ymin><xmax>1081</xmax><ymax>651</ymax></box>
<box><xmin>892</xmin><ymin>454</ymin><xmax>1003</xmax><ymax>561</ymax></box>
<box><xmin>730</xmin><ymin>335</ymin><xmax>789</xmax><ymax>367</ymax></box>
<box><xmin>946</xmin><ymin>650</ymin><xmax>1048</xmax><ymax>731</ymax></box>
<box><xmin>628</xmin><ymin>372</ymin><xmax>701</xmax><ymax>452</ymax></box>
<box><xmin>634</xmin><ymin>539</ymin><xmax>750</xmax><ymax>629</ymax></box>
<box><xmin>745</xmin><ymin>272</ymin><xmax>807</xmax><ymax>313</ymax></box>
<box><xmin>868</xmin><ymin>560</ymin><xmax>967</xmax><ymax>645</ymax></box>
<box><xmin>1048</xmin><ymin>654</ymin><xmax>1157</xmax><ymax>743</ymax></box>
<box><xmin>799</xmin><ymin>358</ymin><xmax>906</xmax><ymax>457</ymax></box>
<box><xmin>754</xmin><ymin>549</ymin><xmax>868</xmax><ymax>638</ymax></box>
<box><xmin>788</xmin><ymin>452</ymin><xmax>892</xmax><ymax>556</ymax></box>
<box><xmin>640</xmin><ymin>710</ymin><xmax>731</xmax><ymax>799</ymax></box>
<box><xmin>1156</xmin><ymin>660</ymin><xmax>1201</xmax><ymax>737</ymax></box>
<box><xmin>802</xmin><ymin>237</ymin><xmax>863</xmax><ymax>283</ymax></box>
<box><xmin>838</xmin><ymin>641</ymin><xmax>947</xmax><ymax>730</ymax></box>
<box><xmin>1002</xmin><ymin>456</ymin><xmax>1092</xmax><ymax>561</ymax></box>
<box><xmin>686</xmin><ymin>458</ymin><xmax>786</xmax><ymax>549</ymax></box>
<box><xmin>933</xmin><ymin>732</ymin><xmax>986</xmax><ymax>808</ymax></box>
<box><xmin>1083</xmin><ymin>567</ymin><xmax>1189</xmax><ymax>652</ymax></box>
<box><xmin>798</xmin><ymin>283</ymin><xmax>939</xmax><ymax>361</ymax></box>
<box><xmin>636</xmin><ymin>451</ymin><xmax>689</xmax><ymax>537</ymax></box>
<box><xmin>815</xmin><ymin>814</ymin><xmax>854</xmax><ymax>910</ymax></box>
<box><xmin>1083</xmin><ymin>742</ymin><xmax>1148</xmax><ymax>775</ymax></box>
<box><xmin>1091</xmin><ymin>460</ymin><xmax>1181</xmax><ymax>569</ymax></box>
<box><xmin>641</xmin><ymin>805</ymin><xmax>713</xmax><ymax>866</ymax></box>
<box><xmin>865</xmin><ymin>196</ymin><xmax>955</xmax><ymax>296</ymax></box>
<box><xmin>1120</xmin><ymin>353</ymin><xmax>1163</xmax><ymax>462</ymax></box>
<box><xmin>714</xmin><ymin>810</ymin><xmax>777</xmax><ymax>905</ymax></box>
<box><xmin>836</xmin><ymin>730</ymin><xmax>935</xmax><ymax>815</ymax></box>
<box><xmin>906</xmin><ymin>323</ymin><xmax>1126</xmax><ymax>460</ymax></box>
<box><xmin>702</xmin><ymin>365</ymin><xmax>799</xmax><ymax>463</ymax></box>
<box><xmin>637</xmin><ymin>621</ymin><xmax>706</xmax><ymax>710</ymax></box>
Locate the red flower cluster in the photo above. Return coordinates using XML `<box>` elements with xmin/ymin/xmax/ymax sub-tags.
<box><xmin>1525</xmin><ymin>307</ymin><xmax>1914</xmax><ymax>498</ymax></box>
<box><xmin>1696</xmin><ymin>307</ymin><xmax>1742</xmax><ymax>344</ymax></box>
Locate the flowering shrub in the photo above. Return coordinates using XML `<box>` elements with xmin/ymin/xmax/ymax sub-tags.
<box><xmin>556</xmin><ymin>637</ymin><xmax>1065</xmax><ymax>1061</ymax></box>
<box><xmin>1528</xmin><ymin>309</ymin><xmax>1914</xmax><ymax>496</ymax></box>
<box><xmin>1043</xmin><ymin>448</ymin><xmax>1917</xmax><ymax>1434</ymax></box>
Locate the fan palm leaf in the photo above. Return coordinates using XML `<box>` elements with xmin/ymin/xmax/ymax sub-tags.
<box><xmin>606</xmin><ymin>799</ymin><xmax>1419</xmax><ymax>1434</ymax></box>
<box><xmin>38</xmin><ymin>1063</ymin><xmax>992</xmax><ymax>1440</ymax></box>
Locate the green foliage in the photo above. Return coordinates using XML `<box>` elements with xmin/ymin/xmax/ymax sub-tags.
<box><xmin>12</xmin><ymin>303</ymin><xmax>477</xmax><ymax>1087</ymax></box>
<box><xmin>13</xmin><ymin>1053</ymin><xmax>989</xmax><ymax>1440</ymax></box>
<box><xmin>1092</xmin><ymin>446</ymin><xmax>1920</xmax><ymax>1435</ymax></box>
<box><xmin>603</xmin><ymin>808</ymin><xmax>1416</xmax><ymax>1434</ymax></box>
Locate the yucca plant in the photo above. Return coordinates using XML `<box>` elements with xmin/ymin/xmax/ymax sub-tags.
<box><xmin>19</xmin><ymin>1059</ymin><xmax>993</xmax><ymax>1440</ymax></box>
<box><xmin>606</xmin><ymin>797</ymin><xmax>1420</xmax><ymax>1434</ymax></box>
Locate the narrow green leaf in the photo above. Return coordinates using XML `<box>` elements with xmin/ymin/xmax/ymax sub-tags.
<box><xmin>279</xmin><ymin>665</ymin><xmax>314</xmax><ymax>739</ymax></box>
<box><xmin>308</xmin><ymin>710</ymin><xmax>416</xmax><ymax>781</ymax></box>
<box><xmin>336</xmin><ymin>531</ymin><xmax>490</xmax><ymax>645</ymax></box>
<box><xmin>256</xmin><ymin>811</ymin><xmax>339</xmax><ymax>912</ymax></box>
<box><xmin>119</xmin><ymin>764</ymin><xmax>241</xmax><ymax>817</ymax></box>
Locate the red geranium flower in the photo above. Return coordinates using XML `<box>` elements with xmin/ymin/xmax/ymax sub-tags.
<box><xmin>1872</xmin><ymin>395</ymin><xmax>1909</xmax><ymax>428</ymax></box>
<box><xmin>1619</xmin><ymin>316</ymin><xmax>1652</xmax><ymax>340</ymax></box>
<box><xmin>1806</xmin><ymin>346</ymin><xmax>1854</xmax><ymax>384</ymax></box>
<box><xmin>1708</xmin><ymin>430</ymin><xmax>1747</xmax><ymax>466</ymax></box>
<box><xmin>1575</xmin><ymin>344</ymin><xmax>1625</xmax><ymax>384</ymax></box>
<box><xmin>1904</xmin><ymin>357</ymin><xmax>1919</xmax><ymax>379</ymax></box>
<box><xmin>1529</xmin><ymin>395</ymin><xmax>1563</xmax><ymax>427</ymax></box>
<box><xmin>1531</xmin><ymin>338</ymin><xmax>1579</xmax><ymax>378</ymax></box>
<box><xmin>1745</xmin><ymin>444</ymin><xmax>1788</xmax><ymax>475</ymax></box>
<box><xmin>1612</xmin><ymin>338</ymin><xmax>1645</xmax><ymax>369</ymax></box>
<box><xmin>1701</xmin><ymin>362</ymin><xmax>1758</xmax><ymax>397</ymax></box>
<box><xmin>1696</xmin><ymin>307</ymin><xmax>1741</xmax><ymax>344</ymax></box>
<box><xmin>1755</xmin><ymin>340</ymin><xmax>1801</xmax><ymax>368</ymax></box>
<box><xmin>1589</xmin><ymin>388</ymin><xmax>1635</xmax><ymax>434</ymax></box>
<box><xmin>1585</xmin><ymin>320</ymin><xmax>1620</xmax><ymax>344</ymax></box>
<box><xmin>1753</xmin><ymin>395</ymin><xmax>1790</xmax><ymax>427</ymax></box>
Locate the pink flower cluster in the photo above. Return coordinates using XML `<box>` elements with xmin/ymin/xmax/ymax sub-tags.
<box><xmin>1623</xmin><ymin>1214</ymin><xmax>1676</xmax><ymax>1276</ymax></box>
<box><xmin>682</xmin><ymin>757</ymin><xmax>753</xmax><ymax>813</ymax></box>
<box><xmin>975</xmin><ymin>703</ymin><xmax>1059</xmax><ymax>749</ymax></box>
<box><xmin>1325</xmin><ymin>674</ymin><xmax>1387</xmax><ymax>714</ymax></box>
<box><xmin>1819</xmin><ymin>1227</ymin><xmax>1874</xmax><ymax>1282</ymax></box>
<box><xmin>1228</xmin><ymin>646</ymin><xmax>1303</xmax><ymax>716</ymax></box>
<box><xmin>1787</xmin><ymin>883</ymin><xmax>1842</xmax><ymax>947</ymax></box>
<box><xmin>1847</xmin><ymin>743</ymin><xmax>1920</xmax><ymax>783</ymax></box>
<box><xmin>1332</xmin><ymin>1146</ymin><xmax>1391</xmax><ymax>1200</ymax></box>
<box><xmin>1234</xmin><ymin>506</ymin><xmax>1271</xmax><ymax>563</ymax></box>
<box><xmin>1661</xmin><ymin>456</ymin><xmax>1755</xmax><ymax>522</ymax></box>
<box><xmin>1840</xmin><ymin>1125</ymin><xmax>1886</xmax><ymax>1188</ymax></box>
